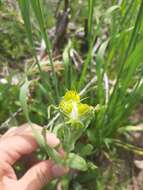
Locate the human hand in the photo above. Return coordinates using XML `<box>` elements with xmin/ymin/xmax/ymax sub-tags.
<box><xmin>0</xmin><ymin>123</ymin><xmax>68</xmax><ymax>190</ymax></box>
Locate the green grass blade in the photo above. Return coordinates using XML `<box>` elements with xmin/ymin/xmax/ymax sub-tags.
<box><xmin>96</xmin><ymin>40</ymin><xmax>109</xmax><ymax>105</ymax></box>
<box><xmin>118</xmin><ymin>124</ymin><xmax>143</xmax><ymax>133</ymax></box>
<box><xmin>103</xmin><ymin>0</ymin><xmax>143</xmax><ymax>130</ymax></box>
<box><xmin>78</xmin><ymin>0</ymin><xmax>96</xmax><ymax>90</ymax></box>
<box><xmin>88</xmin><ymin>0</ymin><xmax>94</xmax><ymax>43</ymax></box>
<box><xmin>18</xmin><ymin>0</ymin><xmax>33</xmax><ymax>47</ymax></box>
<box><xmin>18</xmin><ymin>0</ymin><xmax>42</xmax><ymax>72</ymax></box>
<box><xmin>63</xmin><ymin>40</ymin><xmax>72</xmax><ymax>90</ymax></box>
<box><xmin>78</xmin><ymin>45</ymin><xmax>93</xmax><ymax>90</ymax></box>
<box><xmin>112</xmin><ymin>139</ymin><xmax>143</xmax><ymax>156</ymax></box>
<box><xmin>30</xmin><ymin>0</ymin><xmax>59</xmax><ymax>99</ymax></box>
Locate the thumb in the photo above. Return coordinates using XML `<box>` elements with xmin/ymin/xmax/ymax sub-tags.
<box><xmin>18</xmin><ymin>160</ymin><xmax>67</xmax><ymax>190</ymax></box>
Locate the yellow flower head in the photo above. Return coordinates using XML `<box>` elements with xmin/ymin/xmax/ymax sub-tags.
<box><xmin>60</xmin><ymin>90</ymin><xmax>92</xmax><ymax>122</ymax></box>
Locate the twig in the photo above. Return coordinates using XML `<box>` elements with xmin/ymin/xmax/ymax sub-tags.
<box><xmin>0</xmin><ymin>108</ymin><xmax>22</xmax><ymax>130</ymax></box>
<box><xmin>45</xmin><ymin>113</ymin><xmax>60</xmax><ymax>131</ymax></box>
<box><xmin>104</xmin><ymin>73</ymin><xmax>109</xmax><ymax>104</ymax></box>
<box><xmin>56</xmin><ymin>181</ymin><xmax>62</xmax><ymax>190</ymax></box>
<box><xmin>80</xmin><ymin>76</ymin><xmax>97</xmax><ymax>96</ymax></box>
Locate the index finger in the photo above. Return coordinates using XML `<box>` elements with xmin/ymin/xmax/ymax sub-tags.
<box><xmin>0</xmin><ymin>123</ymin><xmax>60</xmax><ymax>166</ymax></box>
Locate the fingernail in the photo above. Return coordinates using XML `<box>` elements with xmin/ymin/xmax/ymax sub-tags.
<box><xmin>51</xmin><ymin>164</ymin><xmax>68</xmax><ymax>178</ymax></box>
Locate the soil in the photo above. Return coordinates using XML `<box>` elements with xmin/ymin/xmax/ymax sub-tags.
<box><xmin>121</xmin><ymin>104</ymin><xmax>143</xmax><ymax>190</ymax></box>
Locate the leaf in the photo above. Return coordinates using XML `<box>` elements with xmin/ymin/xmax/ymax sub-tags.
<box><xmin>96</xmin><ymin>40</ymin><xmax>109</xmax><ymax>105</ymax></box>
<box><xmin>97</xmin><ymin>40</ymin><xmax>109</xmax><ymax>60</ymax></box>
<box><xmin>20</xmin><ymin>81</ymin><xmax>67</xmax><ymax>164</ymax></box>
<box><xmin>80</xmin><ymin>144</ymin><xmax>94</xmax><ymax>157</ymax></box>
<box><xmin>111</xmin><ymin>139</ymin><xmax>143</xmax><ymax>156</ymax></box>
<box><xmin>20</xmin><ymin>81</ymin><xmax>63</xmax><ymax>163</ymax></box>
<box><xmin>106</xmin><ymin>5</ymin><xmax>120</xmax><ymax>15</ymax></box>
<box><xmin>19</xmin><ymin>79</ymin><xmax>46</xmax><ymax>149</ymax></box>
<box><xmin>67</xmin><ymin>153</ymin><xmax>88</xmax><ymax>171</ymax></box>
<box><xmin>63</xmin><ymin>40</ymin><xmax>72</xmax><ymax>89</ymax></box>
<box><xmin>87</xmin><ymin>161</ymin><xmax>98</xmax><ymax>170</ymax></box>
<box><xmin>19</xmin><ymin>79</ymin><xmax>31</xmax><ymax>121</ymax></box>
<box><xmin>18</xmin><ymin>0</ymin><xmax>33</xmax><ymax>47</ymax></box>
<box><xmin>63</xmin><ymin>40</ymin><xmax>72</xmax><ymax>66</ymax></box>
<box><xmin>118</xmin><ymin>124</ymin><xmax>143</xmax><ymax>133</ymax></box>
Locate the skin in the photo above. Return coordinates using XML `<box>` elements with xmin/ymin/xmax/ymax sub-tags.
<box><xmin>0</xmin><ymin>123</ymin><xmax>68</xmax><ymax>190</ymax></box>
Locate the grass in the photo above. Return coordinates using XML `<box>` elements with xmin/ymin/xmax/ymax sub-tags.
<box><xmin>1</xmin><ymin>0</ymin><xmax>143</xmax><ymax>189</ymax></box>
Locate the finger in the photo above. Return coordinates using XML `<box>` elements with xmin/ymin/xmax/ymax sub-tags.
<box><xmin>18</xmin><ymin>160</ymin><xmax>68</xmax><ymax>190</ymax></box>
<box><xmin>1</xmin><ymin>123</ymin><xmax>60</xmax><ymax>148</ymax></box>
<box><xmin>1</xmin><ymin>127</ymin><xmax>18</xmax><ymax>139</ymax></box>
<box><xmin>1</xmin><ymin>124</ymin><xmax>36</xmax><ymax>139</ymax></box>
<box><xmin>0</xmin><ymin>162</ymin><xmax>17</xmax><ymax>180</ymax></box>
<box><xmin>2</xmin><ymin>124</ymin><xmax>42</xmax><ymax>139</ymax></box>
<box><xmin>0</xmin><ymin>124</ymin><xmax>60</xmax><ymax>166</ymax></box>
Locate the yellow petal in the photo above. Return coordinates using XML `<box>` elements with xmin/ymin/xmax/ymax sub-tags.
<box><xmin>63</xmin><ymin>90</ymin><xmax>80</xmax><ymax>102</ymax></box>
<box><xmin>59</xmin><ymin>100</ymin><xmax>73</xmax><ymax>114</ymax></box>
<box><xmin>78</xmin><ymin>103</ymin><xmax>91</xmax><ymax>116</ymax></box>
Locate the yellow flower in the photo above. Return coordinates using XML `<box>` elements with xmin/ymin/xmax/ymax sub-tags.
<box><xmin>63</xmin><ymin>90</ymin><xmax>80</xmax><ymax>102</ymax></box>
<box><xmin>60</xmin><ymin>91</ymin><xmax>92</xmax><ymax>122</ymax></box>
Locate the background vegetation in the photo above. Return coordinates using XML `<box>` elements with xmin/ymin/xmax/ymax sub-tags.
<box><xmin>0</xmin><ymin>0</ymin><xmax>143</xmax><ymax>189</ymax></box>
